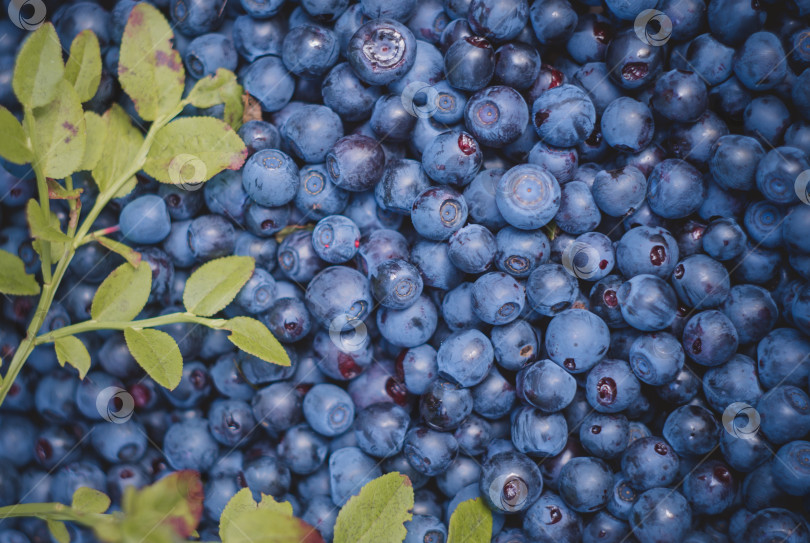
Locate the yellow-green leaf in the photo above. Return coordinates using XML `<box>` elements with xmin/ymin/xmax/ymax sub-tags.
<box><xmin>219</xmin><ymin>489</ymin><xmax>323</xmax><ymax>543</ymax></box>
<box><xmin>94</xmin><ymin>236</ymin><xmax>142</xmax><ymax>267</ymax></box>
<box><xmin>80</xmin><ymin>111</ymin><xmax>106</xmax><ymax>172</ymax></box>
<box><xmin>333</xmin><ymin>473</ymin><xmax>414</xmax><ymax>543</ymax></box>
<box><xmin>0</xmin><ymin>250</ymin><xmax>42</xmax><ymax>296</ymax></box>
<box><xmin>143</xmin><ymin>116</ymin><xmax>247</xmax><ymax>184</ymax></box>
<box><xmin>187</xmin><ymin>68</ymin><xmax>245</xmax><ymax>130</ymax></box>
<box><xmin>72</xmin><ymin>487</ymin><xmax>111</xmax><ymax>514</ymax></box>
<box><xmin>220</xmin><ymin>489</ymin><xmax>295</xmax><ymax>542</ymax></box>
<box><xmin>118</xmin><ymin>2</ymin><xmax>184</xmax><ymax>122</ymax></box>
<box><xmin>0</xmin><ymin>106</ymin><xmax>32</xmax><ymax>164</ymax></box>
<box><xmin>12</xmin><ymin>23</ymin><xmax>64</xmax><ymax>109</ymax></box>
<box><xmin>46</xmin><ymin>520</ymin><xmax>70</xmax><ymax>543</ymax></box>
<box><xmin>27</xmin><ymin>199</ymin><xmax>72</xmax><ymax>242</ymax></box>
<box><xmin>447</xmin><ymin>498</ymin><xmax>492</xmax><ymax>543</ymax></box>
<box><xmin>91</xmin><ymin>104</ymin><xmax>143</xmax><ymax>194</ymax></box>
<box><xmin>54</xmin><ymin>336</ymin><xmax>91</xmax><ymax>379</ymax></box>
<box><xmin>65</xmin><ymin>30</ymin><xmax>102</xmax><ymax>103</ymax></box>
<box><xmin>46</xmin><ymin>179</ymin><xmax>82</xmax><ymax>200</ymax></box>
<box><xmin>122</xmin><ymin>470</ymin><xmax>203</xmax><ymax>539</ymax></box>
<box><xmin>183</xmin><ymin>256</ymin><xmax>255</xmax><ymax>316</ymax></box>
<box><xmin>31</xmin><ymin>79</ymin><xmax>86</xmax><ymax>179</ymax></box>
<box><xmin>91</xmin><ymin>261</ymin><xmax>151</xmax><ymax>322</ymax></box>
<box><xmin>223</xmin><ymin>317</ymin><xmax>291</xmax><ymax>367</ymax></box>
<box><xmin>124</xmin><ymin>328</ymin><xmax>183</xmax><ymax>390</ymax></box>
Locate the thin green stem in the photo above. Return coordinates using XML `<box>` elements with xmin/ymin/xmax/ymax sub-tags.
<box><xmin>34</xmin><ymin>312</ymin><xmax>227</xmax><ymax>345</ymax></box>
<box><xmin>0</xmin><ymin>247</ymin><xmax>74</xmax><ymax>405</ymax></box>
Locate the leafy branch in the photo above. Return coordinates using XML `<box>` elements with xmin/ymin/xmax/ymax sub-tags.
<box><xmin>0</xmin><ymin>2</ymin><xmax>286</xmax><ymax>405</ymax></box>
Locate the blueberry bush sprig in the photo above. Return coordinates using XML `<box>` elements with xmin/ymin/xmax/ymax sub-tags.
<box><xmin>0</xmin><ymin>3</ymin><xmax>289</xmax><ymax>403</ymax></box>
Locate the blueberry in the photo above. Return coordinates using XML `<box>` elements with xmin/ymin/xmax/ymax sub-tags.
<box><xmin>517</xmin><ymin>359</ymin><xmax>577</xmax><ymax>412</ymax></box>
<box><xmin>403</xmin><ymin>426</ymin><xmax>459</xmax><ymax>476</ymax></box>
<box><xmin>580</xmin><ymin>413</ymin><xmax>630</xmax><ymax>459</ymax></box>
<box><xmin>605</xmin><ymin>29</ymin><xmax>665</xmax><ymax>89</ymax></box>
<box><xmin>163</xmin><ymin>418</ymin><xmax>219</xmax><ymax>472</ymax></box>
<box><xmin>420</xmin><ymin>379</ymin><xmax>473</xmax><ymax>431</ymax></box>
<box><xmin>682</xmin><ymin>310</ymin><xmax>739</xmax><ymax>367</ymax></box>
<box><xmin>510</xmin><ymin>406</ymin><xmax>568</xmax><ymax>456</ymax></box>
<box><xmin>464</xmin><ymin>86</ymin><xmax>529</xmax><ymax>148</ymax></box>
<box><xmin>663</xmin><ymin>404</ymin><xmax>720</xmax><ymax>457</ymax></box>
<box><xmin>421</xmin><ymin>130</ymin><xmax>483</xmax><ymax>186</ymax></box>
<box><xmin>303</xmin><ymin>384</ymin><xmax>356</xmax><ymax>437</ymax></box>
<box><xmin>652</xmin><ymin>70</ymin><xmax>709</xmax><ymax>123</ymax></box>
<box><xmin>630</xmin><ymin>488</ymin><xmax>692</xmax><ymax>543</ymax></box>
<box><xmin>347</xmin><ymin>18</ymin><xmax>417</xmax><ymax>85</ymax></box>
<box><xmin>412</xmin><ymin>186</ymin><xmax>469</xmax><ymax>240</ymax></box>
<box><xmin>525</xmin><ymin>263</ymin><xmax>579</xmax><ymax>316</ymax></box>
<box><xmin>472</xmin><ymin>367</ymin><xmax>517</xmax><ymax>419</ymax></box>
<box><xmin>354</xmin><ymin>403</ymin><xmax>410</xmax><ymax>457</ymax></box>
<box><xmin>494</xmin><ymin>226</ymin><xmax>549</xmax><ymax>278</ymax></box>
<box><xmin>437</xmin><ymin>328</ymin><xmax>494</xmax><ymax>387</ymax></box>
<box><xmin>471</xmin><ymin>271</ymin><xmax>525</xmax><ymax>325</ymax></box>
<box><xmin>531</xmin><ymin>84</ymin><xmax>596</xmax><ymax>148</ymax></box>
<box><xmin>119</xmin><ymin>194</ymin><xmax>171</xmax><ymax>244</ymax></box>
<box><xmin>327</xmin><ymin>134</ymin><xmax>386</xmax><ymax>192</ymax></box>
<box><xmin>522</xmin><ymin>491</ymin><xmax>583</xmax><ymax>543</ymax></box>
<box><xmin>591</xmin><ymin>165</ymin><xmax>647</xmax><ymax>217</ymax></box>
<box><xmin>558</xmin><ymin>456</ymin><xmax>612</xmax><ymax>513</ymax></box>
<box><xmin>444</xmin><ymin>37</ymin><xmax>495</xmax><ymax>92</ymax></box>
<box><xmin>496</xmin><ymin>164</ymin><xmax>561</xmax><ymax>230</ymax></box>
<box><xmin>616</xmin><ymin>274</ymin><xmax>679</xmax><ymax>332</ymax></box>
<box><xmin>377</xmin><ymin>294</ymin><xmax>439</xmax><ymax>348</ymax></box>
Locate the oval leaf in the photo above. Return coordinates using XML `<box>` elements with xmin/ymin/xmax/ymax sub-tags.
<box><xmin>46</xmin><ymin>520</ymin><xmax>69</xmax><ymax>543</ymax></box>
<box><xmin>122</xmin><ymin>470</ymin><xmax>203</xmax><ymax>539</ymax></box>
<box><xmin>72</xmin><ymin>487</ymin><xmax>111</xmax><ymax>514</ymax></box>
<box><xmin>91</xmin><ymin>261</ymin><xmax>151</xmax><ymax>322</ymax></box>
<box><xmin>447</xmin><ymin>498</ymin><xmax>492</xmax><ymax>543</ymax></box>
<box><xmin>27</xmin><ymin>199</ymin><xmax>72</xmax><ymax>242</ymax></box>
<box><xmin>118</xmin><ymin>2</ymin><xmax>184</xmax><ymax>121</ymax></box>
<box><xmin>183</xmin><ymin>256</ymin><xmax>255</xmax><ymax>316</ymax></box>
<box><xmin>0</xmin><ymin>249</ymin><xmax>40</xmax><ymax>295</ymax></box>
<box><xmin>91</xmin><ymin>104</ymin><xmax>143</xmax><ymax>194</ymax></box>
<box><xmin>333</xmin><ymin>473</ymin><xmax>414</xmax><ymax>543</ymax></box>
<box><xmin>220</xmin><ymin>499</ymin><xmax>323</xmax><ymax>543</ymax></box>
<box><xmin>32</xmin><ymin>79</ymin><xmax>86</xmax><ymax>179</ymax></box>
<box><xmin>143</xmin><ymin>116</ymin><xmax>247</xmax><ymax>184</ymax></box>
<box><xmin>80</xmin><ymin>111</ymin><xmax>106</xmax><ymax>171</ymax></box>
<box><xmin>65</xmin><ymin>30</ymin><xmax>102</xmax><ymax>102</ymax></box>
<box><xmin>223</xmin><ymin>317</ymin><xmax>291</xmax><ymax>367</ymax></box>
<box><xmin>13</xmin><ymin>23</ymin><xmax>64</xmax><ymax>108</ymax></box>
<box><xmin>54</xmin><ymin>336</ymin><xmax>91</xmax><ymax>379</ymax></box>
<box><xmin>0</xmin><ymin>106</ymin><xmax>32</xmax><ymax>164</ymax></box>
<box><xmin>186</xmin><ymin>69</ymin><xmax>244</xmax><ymax>130</ymax></box>
<box><xmin>220</xmin><ymin>489</ymin><xmax>294</xmax><ymax>541</ymax></box>
<box><xmin>123</xmin><ymin>328</ymin><xmax>183</xmax><ymax>390</ymax></box>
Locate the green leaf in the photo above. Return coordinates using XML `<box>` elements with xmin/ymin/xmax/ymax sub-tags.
<box><xmin>333</xmin><ymin>473</ymin><xmax>414</xmax><ymax>543</ymax></box>
<box><xmin>54</xmin><ymin>336</ymin><xmax>91</xmax><ymax>379</ymax></box>
<box><xmin>122</xmin><ymin>470</ymin><xmax>203</xmax><ymax>539</ymax></box>
<box><xmin>186</xmin><ymin>68</ymin><xmax>245</xmax><ymax>130</ymax></box>
<box><xmin>65</xmin><ymin>30</ymin><xmax>102</xmax><ymax>103</ymax></box>
<box><xmin>447</xmin><ymin>498</ymin><xmax>492</xmax><ymax>543</ymax></box>
<box><xmin>143</xmin><ymin>116</ymin><xmax>247</xmax><ymax>184</ymax></box>
<box><xmin>124</xmin><ymin>328</ymin><xmax>183</xmax><ymax>390</ymax></box>
<box><xmin>219</xmin><ymin>489</ymin><xmax>323</xmax><ymax>543</ymax></box>
<box><xmin>0</xmin><ymin>106</ymin><xmax>32</xmax><ymax>164</ymax></box>
<box><xmin>12</xmin><ymin>23</ymin><xmax>64</xmax><ymax>109</ymax></box>
<box><xmin>118</xmin><ymin>2</ymin><xmax>184</xmax><ymax>122</ymax></box>
<box><xmin>27</xmin><ymin>199</ymin><xmax>72</xmax><ymax>242</ymax></box>
<box><xmin>183</xmin><ymin>256</ymin><xmax>255</xmax><ymax>316</ymax></box>
<box><xmin>31</xmin><ymin>79</ymin><xmax>86</xmax><ymax>179</ymax></box>
<box><xmin>0</xmin><ymin>250</ymin><xmax>39</xmax><ymax>296</ymax></box>
<box><xmin>223</xmin><ymin>317</ymin><xmax>291</xmax><ymax>367</ymax></box>
<box><xmin>80</xmin><ymin>111</ymin><xmax>106</xmax><ymax>172</ymax></box>
<box><xmin>220</xmin><ymin>489</ymin><xmax>296</xmax><ymax>541</ymax></box>
<box><xmin>91</xmin><ymin>104</ymin><xmax>143</xmax><ymax>194</ymax></box>
<box><xmin>91</xmin><ymin>261</ymin><xmax>151</xmax><ymax>322</ymax></box>
<box><xmin>46</xmin><ymin>520</ymin><xmax>70</xmax><ymax>543</ymax></box>
<box><xmin>47</xmin><ymin>179</ymin><xmax>83</xmax><ymax>200</ymax></box>
<box><xmin>94</xmin><ymin>236</ymin><xmax>142</xmax><ymax>268</ymax></box>
<box><xmin>72</xmin><ymin>487</ymin><xmax>111</xmax><ymax>514</ymax></box>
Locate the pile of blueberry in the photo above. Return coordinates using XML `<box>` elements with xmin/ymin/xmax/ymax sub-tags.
<box><xmin>2</xmin><ymin>0</ymin><xmax>810</xmax><ymax>541</ymax></box>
